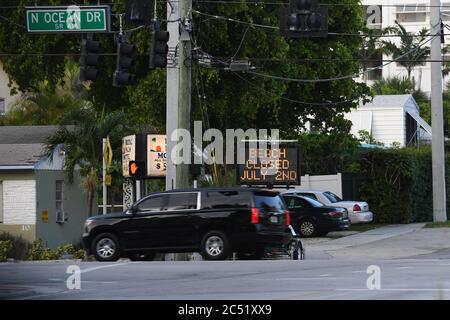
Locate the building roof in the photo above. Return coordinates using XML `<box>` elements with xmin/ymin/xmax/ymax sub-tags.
<box><xmin>358</xmin><ymin>95</ymin><xmax>414</xmax><ymax>109</ymax></box>
<box><xmin>0</xmin><ymin>144</ymin><xmax>44</xmax><ymax>167</ymax></box>
<box><xmin>0</xmin><ymin>125</ymin><xmax>59</xmax><ymax>144</ymax></box>
<box><xmin>0</xmin><ymin>126</ymin><xmax>59</xmax><ymax>168</ymax></box>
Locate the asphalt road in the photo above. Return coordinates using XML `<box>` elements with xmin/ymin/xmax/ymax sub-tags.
<box><xmin>1</xmin><ymin>258</ymin><xmax>450</xmax><ymax>300</ymax></box>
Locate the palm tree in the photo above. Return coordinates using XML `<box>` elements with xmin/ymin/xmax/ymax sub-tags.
<box><xmin>382</xmin><ymin>22</ymin><xmax>430</xmax><ymax>80</ymax></box>
<box><xmin>2</xmin><ymin>59</ymin><xmax>90</xmax><ymax>125</ymax></box>
<box><xmin>44</xmin><ymin>106</ymin><xmax>129</xmax><ymax>216</ymax></box>
<box><xmin>359</xmin><ymin>27</ymin><xmax>389</xmax><ymax>82</ymax></box>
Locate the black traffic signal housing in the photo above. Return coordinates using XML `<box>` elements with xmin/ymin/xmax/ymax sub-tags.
<box><xmin>149</xmin><ymin>23</ymin><xmax>170</xmax><ymax>69</ymax></box>
<box><xmin>80</xmin><ymin>33</ymin><xmax>100</xmax><ymax>81</ymax></box>
<box><xmin>113</xmin><ymin>35</ymin><xmax>138</xmax><ymax>87</ymax></box>
<box><xmin>125</xmin><ymin>0</ymin><xmax>154</xmax><ymax>26</ymax></box>
<box><xmin>280</xmin><ymin>0</ymin><xmax>328</xmax><ymax>38</ymax></box>
<box><xmin>129</xmin><ymin>160</ymin><xmax>146</xmax><ymax>179</ymax></box>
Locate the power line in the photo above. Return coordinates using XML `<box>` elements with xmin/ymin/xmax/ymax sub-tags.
<box><xmin>3</xmin><ymin>2</ymin><xmax>450</xmax><ymax>9</ymax></box>
<box><xmin>193</xmin><ymin>10</ymin><xmax>449</xmax><ymax>38</ymax></box>
<box><xmin>196</xmin><ymin>34</ymin><xmax>435</xmax><ymax>83</ymax></box>
<box><xmin>233</xmin><ymin>70</ymin><xmax>360</xmax><ymax>106</ymax></box>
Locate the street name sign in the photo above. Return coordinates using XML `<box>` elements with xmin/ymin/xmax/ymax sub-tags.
<box><xmin>26</xmin><ymin>5</ymin><xmax>111</xmax><ymax>33</ymax></box>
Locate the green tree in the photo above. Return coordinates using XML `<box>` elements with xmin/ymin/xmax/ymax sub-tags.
<box><xmin>1</xmin><ymin>0</ymin><xmax>371</xmax><ymax>136</ymax></box>
<box><xmin>44</xmin><ymin>107</ymin><xmax>129</xmax><ymax>216</ymax></box>
<box><xmin>382</xmin><ymin>22</ymin><xmax>430</xmax><ymax>79</ymax></box>
<box><xmin>1</xmin><ymin>59</ymin><xmax>90</xmax><ymax>125</ymax></box>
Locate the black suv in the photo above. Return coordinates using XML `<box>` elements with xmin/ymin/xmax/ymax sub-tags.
<box><xmin>82</xmin><ymin>188</ymin><xmax>292</xmax><ymax>261</ymax></box>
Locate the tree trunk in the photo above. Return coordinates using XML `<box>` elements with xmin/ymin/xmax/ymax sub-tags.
<box><xmin>87</xmin><ymin>185</ymin><xmax>93</xmax><ymax>217</ymax></box>
<box><xmin>86</xmin><ymin>172</ymin><xmax>95</xmax><ymax>217</ymax></box>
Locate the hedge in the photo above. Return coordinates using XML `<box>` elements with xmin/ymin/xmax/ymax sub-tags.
<box><xmin>358</xmin><ymin>146</ymin><xmax>438</xmax><ymax>224</ymax></box>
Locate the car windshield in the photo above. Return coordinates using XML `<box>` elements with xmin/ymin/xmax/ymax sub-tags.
<box><xmin>323</xmin><ymin>191</ymin><xmax>342</xmax><ymax>203</ymax></box>
<box><xmin>303</xmin><ymin>197</ymin><xmax>324</xmax><ymax>207</ymax></box>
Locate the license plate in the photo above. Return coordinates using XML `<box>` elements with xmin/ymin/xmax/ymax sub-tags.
<box><xmin>270</xmin><ymin>216</ymin><xmax>279</xmax><ymax>224</ymax></box>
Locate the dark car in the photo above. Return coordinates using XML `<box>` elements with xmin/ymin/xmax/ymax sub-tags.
<box><xmin>83</xmin><ymin>188</ymin><xmax>292</xmax><ymax>261</ymax></box>
<box><xmin>281</xmin><ymin>194</ymin><xmax>350</xmax><ymax>237</ymax></box>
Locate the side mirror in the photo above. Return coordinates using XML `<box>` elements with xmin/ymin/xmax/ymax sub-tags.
<box><xmin>126</xmin><ymin>205</ymin><xmax>138</xmax><ymax>215</ymax></box>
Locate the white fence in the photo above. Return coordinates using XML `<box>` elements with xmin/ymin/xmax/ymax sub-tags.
<box><xmin>275</xmin><ymin>173</ymin><xmax>343</xmax><ymax>198</ymax></box>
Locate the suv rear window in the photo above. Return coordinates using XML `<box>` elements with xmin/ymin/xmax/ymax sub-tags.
<box><xmin>254</xmin><ymin>194</ymin><xmax>286</xmax><ymax>211</ymax></box>
<box><xmin>202</xmin><ymin>191</ymin><xmax>252</xmax><ymax>209</ymax></box>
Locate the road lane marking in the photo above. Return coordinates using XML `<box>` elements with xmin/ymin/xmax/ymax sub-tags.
<box><xmin>351</xmin><ymin>271</ymin><xmax>365</xmax><ymax>274</ymax></box>
<box><xmin>80</xmin><ymin>262</ymin><xmax>131</xmax><ymax>274</ymax></box>
<box><xmin>336</xmin><ymin>288</ymin><xmax>450</xmax><ymax>292</ymax></box>
<box><xmin>276</xmin><ymin>277</ymin><xmax>343</xmax><ymax>281</ymax></box>
<box><xmin>395</xmin><ymin>266</ymin><xmax>414</xmax><ymax>270</ymax></box>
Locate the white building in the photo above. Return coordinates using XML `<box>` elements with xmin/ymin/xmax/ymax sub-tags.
<box><xmin>361</xmin><ymin>0</ymin><xmax>450</xmax><ymax>94</ymax></box>
<box><xmin>345</xmin><ymin>94</ymin><xmax>432</xmax><ymax>146</ymax></box>
<box><xmin>0</xmin><ymin>60</ymin><xmax>21</xmax><ymax>115</ymax></box>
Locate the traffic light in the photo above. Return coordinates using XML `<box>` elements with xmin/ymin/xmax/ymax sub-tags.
<box><xmin>149</xmin><ymin>24</ymin><xmax>170</xmax><ymax>69</ymax></box>
<box><xmin>113</xmin><ymin>35</ymin><xmax>138</xmax><ymax>87</ymax></box>
<box><xmin>280</xmin><ymin>0</ymin><xmax>328</xmax><ymax>38</ymax></box>
<box><xmin>80</xmin><ymin>33</ymin><xmax>100</xmax><ymax>81</ymax></box>
<box><xmin>129</xmin><ymin>160</ymin><xmax>145</xmax><ymax>178</ymax></box>
<box><xmin>125</xmin><ymin>0</ymin><xmax>154</xmax><ymax>26</ymax></box>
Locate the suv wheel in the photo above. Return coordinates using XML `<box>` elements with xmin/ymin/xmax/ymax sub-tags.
<box><xmin>201</xmin><ymin>230</ymin><xmax>230</xmax><ymax>261</ymax></box>
<box><xmin>128</xmin><ymin>252</ymin><xmax>156</xmax><ymax>261</ymax></box>
<box><xmin>92</xmin><ymin>232</ymin><xmax>120</xmax><ymax>262</ymax></box>
<box><xmin>299</xmin><ymin>219</ymin><xmax>317</xmax><ymax>238</ymax></box>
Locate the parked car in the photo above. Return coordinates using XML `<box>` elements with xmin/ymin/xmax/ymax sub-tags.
<box><xmin>82</xmin><ymin>188</ymin><xmax>292</xmax><ymax>261</ymax></box>
<box><xmin>282</xmin><ymin>190</ymin><xmax>373</xmax><ymax>224</ymax></box>
<box><xmin>281</xmin><ymin>194</ymin><xmax>350</xmax><ymax>237</ymax></box>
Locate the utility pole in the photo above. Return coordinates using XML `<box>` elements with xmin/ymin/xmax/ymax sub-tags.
<box><xmin>166</xmin><ymin>1</ymin><xmax>180</xmax><ymax>191</ymax></box>
<box><xmin>177</xmin><ymin>0</ymin><xmax>192</xmax><ymax>189</ymax></box>
<box><xmin>430</xmin><ymin>0</ymin><xmax>447</xmax><ymax>222</ymax></box>
<box><xmin>166</xmin><ymin>0</ymin><xmax>191</xmax><ymax>191</ymax></box>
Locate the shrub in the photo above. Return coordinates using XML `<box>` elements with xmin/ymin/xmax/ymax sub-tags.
<box><xmin>0</xmin><ymin>232</ymin><xmax>31</xmax><ymax>261</ymax></box>
<box><xmin>358</xmin><ymin>147</ymin><xmax>433</xmax><ymax>223</ymax></box>
<box><xmin>73</xmin><ymin>249</ymin><xmax>86</xmax><ymax>259</ymax></box>
<box><xmin>28</xmin><ymin>239</ymin><xmax>57</xmax><ymax>260</ymax></box>
<box><xmin>0</xmin><ymin>241</ymin><xmax>12</xmax><ymax>262</ymax></box>
<box><xmin>55</xmin><ymin>244</ymin><xmax>76</xmax><ymax>258</ymax></box>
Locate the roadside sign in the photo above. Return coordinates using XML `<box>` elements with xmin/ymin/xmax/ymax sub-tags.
<box><xmin>122</xmin><ymin>135</ymin><xmax>136</xmax><ymax>178</ymax></box>
<box><xmin>25</xmin><ymin>5</ymin><xmax>111</xmax><ymax>33</ymax></box>
<box><xmin>103</xmin><ymin>136</ymin><xmax>113</xmax><ymax>172</ymax></box>
<box><xmin>147</xmin><ymin>135</ymin><xmax>167</xmax><ymax>177</ymax></box>
<box><xmin>238</xmin><ymin>145</ymin><xmax>300</xmax><ymax>186</ymax></box>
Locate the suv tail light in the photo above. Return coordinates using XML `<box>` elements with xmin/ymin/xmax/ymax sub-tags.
<box><xmin>251</xmin><ymin>207</ymin><xmax>259</xmax><ymax>224</ymax></box>
<box><xmin>353</xmin><ymin>204</ymin><xmax>361</xmax><ymax>212</ymax></box>
<box><xmin>328</xmin><ymin>211</ymin><xmax>343</xmax><ymax>218</ymax></box>
<box><xmin>286</xmin><ymin>209</ymin><xmax>291</xmax><ymax>226</ymax></box>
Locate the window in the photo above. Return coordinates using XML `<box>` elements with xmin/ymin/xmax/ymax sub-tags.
<box><xmin>299</xmin><ymin>193</ymin><xmax>318</xmax><ymax>201</ymax></box>
<box><xmin>284</xmin><ymin>197</ymin><xmax>304</xmax><ymax>209</ymax></box>
<box><xmin>323</xmin><ymin>191</ymin><xmax>342</xmax><ymax>203</ymax></box>
<box><xmin>55</xmin><ymin>180</ymin><xmax>64</xmax><ymax>213</ymax></box>
<box><xmin>202</xmin><ymin>191</ymin><xmax>251</xmax><ymax>209</ymax></box>
<box><xmin>0</xmin><ymin>98</ymin><xmax>5</xmax><ymax>115</ymax></box>
<box><xmin>303</xmin><ymin>197</ymin><xmax>324</xmax><ymax>208</ymax></box>
<box><xmin>0</xmin><ymin>181</ymin><xmax>3</xmax><ymax>223</ymax></box>
<box><xmin>167</xmin><ymin>193</ymin><xmax>198</xmax><ymax>210</ymax></box>
<box><xmin>254</xmin><ymin>194</ymin><xmax>286</xmax><ymax>211</ymax></box>
<box><xmin>137</xmin><ymin>195</ymin><xmax>167</xmax><ymax>212</ymax></box>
